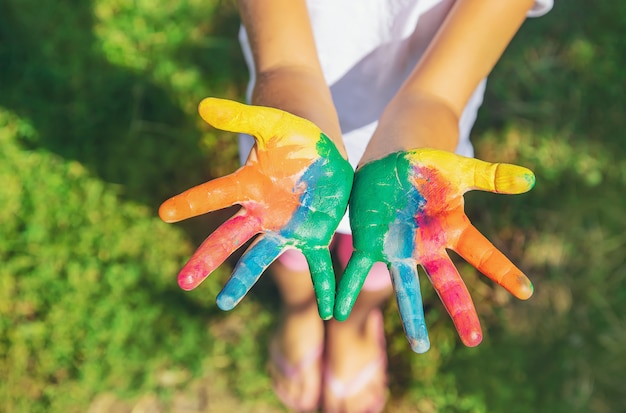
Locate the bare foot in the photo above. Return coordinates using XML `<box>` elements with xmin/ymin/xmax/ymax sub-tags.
<box><xmin>268</xmin><ymin>298</ymin><xmax>325</xmax><ymax>412</ymax></box>
<box><xmin>322</xmin><ymin>310</ymin><xmax>388</xmax><ymax>413</ymax></box>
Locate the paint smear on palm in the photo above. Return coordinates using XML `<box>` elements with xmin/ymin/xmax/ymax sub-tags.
<box><xmin>405</xmin><ymin>149</ymin><xmax>535</xmax><ymax>300</ymax></box>
<box><xmin>174</xmin><ymin>134</ymin><xmax>346</xmax><ymax>291</ymax></box>
<box><xmin>406</xmin><ymin>162</ymin><xmax>482</xmax><ymax>346</ymax></box>
<box><xmin>160</xmin><ymin>98</ymin><xmax>352</xmax><ymax>319</ymax></box>
<box><xmin>215</xmin><ymin>133</ymin><xmax>351</xmax><ymax>316</ymax></box>
<box><xmin>401</xmin><ymin>150</ymin><xmax>533</xmax><ymax>346</ymax></box>
<box><xmin>341</xmin><ymin>149</ymin><xmax>535</xmax><ymax>351</ymax></box>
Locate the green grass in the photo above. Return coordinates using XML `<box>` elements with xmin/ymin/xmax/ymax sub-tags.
<box><xmin>0</xmin><ymin>1</ymin><xmax>625</xmax><ymax>412</ymax></box>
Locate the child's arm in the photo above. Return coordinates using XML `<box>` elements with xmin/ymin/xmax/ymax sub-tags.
<box><xmin>335</xmin><ymin>0</ymin><xmax>540</xmax><ymax>350</ymax></box>
<box><xmin>237</xmin><ymin>0</ymin><xmax>344</xmax><ymax>154</ymax></box>
<box><xmin>158</xmin><ymin>1</ymin><xmax>354</xmax><ymax>317</ymax></box>
<box><xmin>361</xmin><ymin>0</ymin><xmax>536</xmax><ymax>164</ymax></box>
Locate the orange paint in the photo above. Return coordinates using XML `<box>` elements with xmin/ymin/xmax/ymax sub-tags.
<box><xmin>159</xmin><ymin>98</ymin><xmax>354</xmax><ymax>318</ymax></box>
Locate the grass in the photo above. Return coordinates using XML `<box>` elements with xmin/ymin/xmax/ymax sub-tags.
<box><xmin>0</xmin><ymin>1</ymin><xmax>624</xmax><ymax>412</ymax></box>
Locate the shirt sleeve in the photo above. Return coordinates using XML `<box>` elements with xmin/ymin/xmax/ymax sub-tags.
<box><xmin>527</xmin><ymin>0</ymin><xmax>554</xmax><ymax>17</ymax></box>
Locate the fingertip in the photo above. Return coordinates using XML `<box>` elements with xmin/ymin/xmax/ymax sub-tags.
<box><xmin>216</xmin><ymin>294</ymin><xmax>237</xmax><ymax>311</ymax></box>
<box><xmin>320</xmin><ymin>311</ymin><xmax>333</xmax><ymax>321</ymax></box>
<box><xmin>409</xmin><ymin>337</ymin><xmax>431</xmax><ymax>354</ymax></box>
<box><xmin>333</xmin><ymin>304</ymin><xmax>351</xmax><ymax>322</ymax></box>
<box><xmin>334</xmin><ymin>286</ymin><xmax>360</xmax><ymax>322</ymax></box>
<box><xmin>495</xmin><ymin>164</ymin><xmax>536</xmax><ymax>193</ymax></box>
<box><xmin>198</xmin><ymin>96</ymin><xmax>222</xmax><ymax>111</ymax></box>
<box><xmin>525</xmin><ymin>169</ymin><xmax>536</xmax><ymax>190</ymax></box>
<box><xmin>177</xmin><ymin>272</ymin><xmax>198</xmax><ymax>291</ymax></box>
<box><xmin>461</xmin><ymin>329</ymin><xmax>483</xmax><ymax>348</ymax></box>
<box><xmin>197</xmin><ymin>97</ymin><xmax>214</xmax><ymax>118</ymax></box>
<box><xmin>454</xmin><ymin>312</ymin><xmax>483</xmax><ymax>347</ymax></box>
<box><xmin>406</xmin><ymin>322</ymin><xmax>431</xmax><ymax>353</ymax></box>
<box><xmin>317</xmin><ymin>301</ymin><xmax>334</xmax><ymax>321</ymax></box>
<box><xmin>217</xmin><ymin>282</ymin><xmax>246</xmax><ymax>311</ymax></box>
<box><xmin>198</xmin><ymin>98</ymin><xmax>217</xmax><ymax>124</ymax></box>
<box><xmin>503</xmin><ymin>273</ymin><xmax>534</xmax><ymax>300</ymax></box>
<box><xmin>198</xmin><ymin>97</ymin><xmax>231</xmax><ymax>125</ymax></box>
<box><xmin>158</xmin><ymin>200</ymin><xmax>179</xmax><ymax>223</ymax></box>
<box><xmin>515</xmin><ymin>279</ymin><xmax>534</xmax><ymax>300</ymax></box>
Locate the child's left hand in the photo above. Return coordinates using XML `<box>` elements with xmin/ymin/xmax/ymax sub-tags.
<box><xmin>334</xmin><ymin>148</ymin><xmax>535</xmax><ymax>352</ymax></box>
<box><xmin>159</xmin><ymin>98</ymin><xmax>353</xmax><ymax>319</ymax></box>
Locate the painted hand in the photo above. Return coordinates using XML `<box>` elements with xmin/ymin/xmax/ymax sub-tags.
<box><xmin>159</xmin><ymin>98</ymin><xmax>353</xmax><ymax>319</ymax></box>
<box><xmin>335</xmin><ymin>149</ymin><xmax>535</xmax><ymax>352</ymax></box>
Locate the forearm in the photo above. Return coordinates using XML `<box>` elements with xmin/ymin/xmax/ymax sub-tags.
<box><xmin>361</xmin><ymin>0</ymin><xmax>535</xmax><ymax>165</ymax></box>
<box><xmin>238</xmin><ymin>0</ymin><xmax>344</xmax><ymax>154</ymax></box>
<box><xmin>360</xmin><ymin>93</ymin><xmax>460</xmax><ymax>165</ymax></box>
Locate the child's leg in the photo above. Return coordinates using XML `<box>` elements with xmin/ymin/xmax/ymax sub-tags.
<box><xmin>274</xmin><ymin>249</ymin><xmax>318</xmax><ymax>307</ymax></box>
<box><xmin>323</xmin><ymin>233</ymin><xmax>392</xmax><ymax>412</ymax></box>
<box><xmin>267</xmin><ymin>250</ymin><xmax>324</xmax><ymax>411</ymax></box>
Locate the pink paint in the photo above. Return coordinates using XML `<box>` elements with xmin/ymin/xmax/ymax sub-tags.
<box><xmin>422</xmin><ymin>257</ymin><xmax>482</xmax><ymax>347</ymax></box>
<box><xmin>178</xmin><ymin>213</ymin><xmax>262</xmax><ymax>290</ymax></box>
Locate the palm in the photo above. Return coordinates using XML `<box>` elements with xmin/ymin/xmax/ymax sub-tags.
<box><xmin>160</xmin><ymin>98</ymin><xmax>353</xmax><ymax>319</ymax></box>
<box><xmin>335</xmin><ymin>149</ymin><xmax>535</xmax><ymax>352</ymax></box>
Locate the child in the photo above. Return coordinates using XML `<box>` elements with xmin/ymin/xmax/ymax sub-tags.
<box><xmin>235</xmin><ymin>1</ymin><xmax>553</xmax><ymax>412</ymax></box>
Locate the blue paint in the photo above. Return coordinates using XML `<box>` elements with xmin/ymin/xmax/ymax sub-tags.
<box><xmin>280</xmin><ymin>134</ymin><xmax>353</xmax><ymax>245</ymax></box>
<box><xmin>390</xmin><ymin>261</ymin><xmax>430</xmax><ymax>353</ymax></box>
<box><xmin>218</xmin><ymin>134</ymin><xmax>351</xmax><ymax>314</ymax></box>
<box><xmin>217</xmin><ymin>234</ymin><xmax>286</xmax><ymax>310</ymax></box>
<box><xmin>383</xmin><ymin>164</ymin><xmax>425</xmax><ymax>260</ymax></box>
<box><xmin>280</xmin><ymin>159</ymin><xmax>318</xmax><ymax>238</ymax></box>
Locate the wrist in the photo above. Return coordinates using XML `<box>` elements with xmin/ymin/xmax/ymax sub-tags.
<box><xmin>359</xmin><ymin>93</ymin><xmax>460</xmax><ymax>166</ymax></box>
<box><xmin>251</xmin><ymin>67</ymin><xmax>346</xmax><ymax>156</ymax></box>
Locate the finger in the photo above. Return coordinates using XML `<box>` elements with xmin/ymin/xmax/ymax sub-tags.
<box><xmin>454</xmin><ymin>223</ymin><xmax>533</xmax><ymax>300</ymax></box>
<box><xmin>334</xmin><ymin>250</ymin><xmax>376</xmax><ymax>321</ymax></box>
<box><xmin>389</xmin><ymin>261</ymin><xmax>430</xmax><ymax>353</ymax></box>
<box><xmin>465</xmin><ymin>158</ymin><xmax>535</xmax><ymax>194</ymax></box>
<box><xmin>177</xmin><ymin>211</ymin><xmax>261</xmax><ymax>291</ymax></box>
<box><xmin>198</xmin><ymin>98</ymin><xmax>321</xmax><ymax>149</ymax></box>
<box><xmin>303</xmin><ymin>247</ymin><xmax>336</xmax><ymax>320</ymax></box>
<box><xmin>407</xmin><ymin>149</ymin><xmax>535</xmax><ymax>194</ymax></box>
<box><xmin>216</xmin><ymin>233</ymin><xmax>287</xmax><ymax>311</ymax></box>
<box><xmin>159</xmin><ymin>167</ymin><xmax>256</xmax><ymax>223</ymax></box>
<box><xmin>421</xmin><ymin>255</ymin><xmax>482</xmax><ymax>347</ymax></box>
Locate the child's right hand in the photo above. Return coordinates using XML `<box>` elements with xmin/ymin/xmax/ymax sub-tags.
<box><xmin>334</xmin><ymin>148</ymin><xmax>535</xmax><ymax>352</ymax></box>
<box><xmin>159</xmin><ymin>98</ymin><xmax>353</xmax><ymax>320</ymax></box>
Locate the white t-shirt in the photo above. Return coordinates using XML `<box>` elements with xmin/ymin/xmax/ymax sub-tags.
<box><xmin>238</xmin><ymin>0</ymin><xmax>553</xmax><ymax>234</ymax></box>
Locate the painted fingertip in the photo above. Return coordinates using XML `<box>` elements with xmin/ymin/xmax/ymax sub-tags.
<box><xmin>495</xmin><ymin>165</ymin><xmax>536</xmax><ymax>193</ymax></box>
<box><xmin>198</xmin><ymin>97</ymin><xmax>236</xmax><ymax>126</ymax></box>
<box><xmin>455</xmin><ymin>312</ymin><xmax>483</xmax><ymax>347</ymax></box>
<box><xmin>216</xmin><ymin>291</ymin><xmax>239</xmax><ymax>312</ymax></box>
<box><xmin>216</xmin><ymin>277</ymin><xmax>251</xmax><ymax>311</ymax></box>
<box><xmin>158</xmin><ymin>201</ymin><xmax>179</xmax><ymax>223</ymax></box>
<box><xmin>409</xmin><ymin>337</ymin><xmax>431</xmax><ymax>354</ymax></box>
<box><xmin>319</xmin><ymin>311</ymin><xmax>333</xmax><ymax>321</ymax></box>
<box><xmin>515</xmin><ymin>278</ymin><xmax>534</xmax><ymax>300</ymax></box>
<box><xmin>334</xmin><ymin>284</ymin><xmax>359</xmax><ymax>322</ymax></box>
<box><xmin>333</xmin><ymin>304</ymin><xmax>351</xmax><ymax>322</ymax></box>
<box><xmin>198</xmin><ymin>97</ymin><xmax>215</xmax><ymax>117</ymax></box>
<box><xmin>318</xmin><ymin>302</ymin><xmax>334</xmax><ymax>321</ymax></box>
<box><xmin>461</xmin><ymin>329</ymin><xmax>483</xmax><ymax>348</ymax></box>
<box><xmin>178</xmin><ymin>272</ymin><xmax>199</xmax><ymax>291</ymax></box>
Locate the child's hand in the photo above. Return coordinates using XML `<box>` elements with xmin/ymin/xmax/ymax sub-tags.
<box><xmin>159</xmin><ymin>98</ymin><xmax>353</xmax><ymax>319</ymax></box>
<box><xmin>334</xmin><ymin>149</ymin><xmax>535</xmax><ymax>352</ymax></box>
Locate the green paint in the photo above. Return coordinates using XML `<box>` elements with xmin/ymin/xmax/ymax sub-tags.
<box><xmin>282</xmin><ymin>133</ymin><xmax>353</xmax><ymax>246</ymax></box>
<box><xmin>348</xmin><ymin>152</ymin><xmax>413</xmax><ymax>260</ymax></box>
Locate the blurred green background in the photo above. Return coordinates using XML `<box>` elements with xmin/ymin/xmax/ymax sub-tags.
<box><xmin>1</xmin><ymin>1</ymin><xmax>624</xmax><ymax>412</ymax></box>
